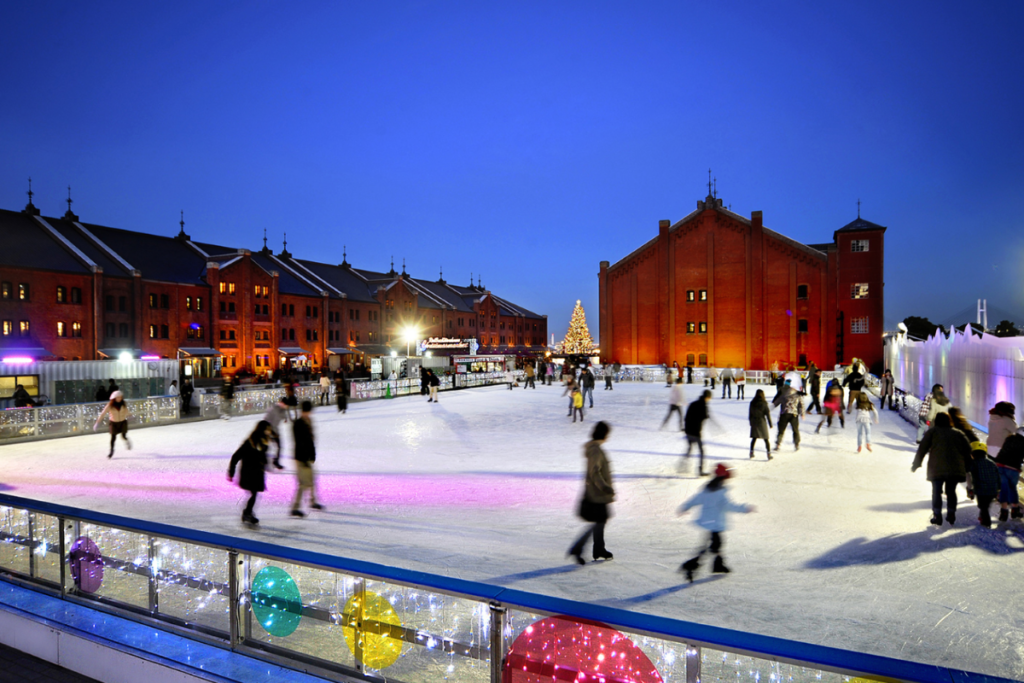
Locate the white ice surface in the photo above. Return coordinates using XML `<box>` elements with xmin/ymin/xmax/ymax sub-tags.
<box><xmin>2</xmin><ymin>383</ymin><xmax>1023</xmax><ymax>679</ymax></box>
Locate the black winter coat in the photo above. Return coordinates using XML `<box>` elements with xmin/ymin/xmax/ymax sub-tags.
<box><xmin>684</xmin><ymin>398</ymin><xmax>708</xmax><ymax>437</ymax></box>
<box><xmin>993</xmin><ymin>433</ymin><xmax>1024</xmax><ymax>471</ymax></box>
<box><xmin>293</xmin><ymin>417</ymin><xmax>316</xmax><ymax>464</ymax></box>
<box><xmin>749</xmin><ymin>399</ymin><xmax>773</xmax><ymax>440</ymax></box>
<box><xmin>229</xmin><ymin>439</ymin><xmax>268</xmax><ymax>492</ymax></box>
<box><xmin>843</xmin><ymin>372</ymin><xmax>865</xmax><ymax>392</ymax></box>
<box><xmin>913</xmin><ymin>426</ymin><xmax>970</xmax><ymax>482</ymax></box>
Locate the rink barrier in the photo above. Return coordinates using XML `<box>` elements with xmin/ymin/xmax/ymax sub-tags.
<box><xmin>0</xmin><ymin>494</ymin><xmax>1007</xmax><ymax>683</ymax></box>
<box><xmin>0</xmin><ymin>397</ymin><xmax>179</xmax><ymax>443</ymax></box>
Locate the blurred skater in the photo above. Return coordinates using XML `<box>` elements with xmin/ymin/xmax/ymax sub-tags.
<box><xmin>678</xmin><ymin>464</ymin><xmax>755</xmax><ymax>582</ymax></box>
<box><xmin>228</xmin><ymin>421</ymin><xmax>271</xmax><ymax>527</ymax></box>
<box><xmin>568</xmin><ymin>421</ymin><xmax>615</xmax><ymax>565</ymax></box>
<box><xmin>94</xmin><ymin>390</ymin><xmax>131</xmax><ymax>458</ymax></box>
<box><xmin>683</xmin><ymin>390</ymin><xmax>713</xmax><ymax>476</ymax></box>
<box><xmin>290</xmin><ymin>401</ymin><xmax>323</xmax><ymax>517</ymax></box>
<box><xmin>661</xmin><ymin>377</ymin><xmax>685</xmax><ymax>431</ymax></box>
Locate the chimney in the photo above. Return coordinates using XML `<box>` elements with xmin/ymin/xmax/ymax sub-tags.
<box><xmin>751</xmin><ymin>210</ymin><xmax>763</xmax><ymax>229</ymax></box>
<box><xmin>659</xmin><ymin>219</ymin><xmax>670</xmax><ymax>236</ymax></box>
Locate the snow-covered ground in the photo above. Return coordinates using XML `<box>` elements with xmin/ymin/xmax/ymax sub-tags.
<box><xmin>2</xmin><ymin>382</ymin><xmax>1022</xmax><ymax>680</ymax></box>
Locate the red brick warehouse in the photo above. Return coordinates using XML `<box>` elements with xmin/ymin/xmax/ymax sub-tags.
<box><xmin>598</xmin><ymin>191</ymin><xmax>885</xmax><ymax>372</ymax></box>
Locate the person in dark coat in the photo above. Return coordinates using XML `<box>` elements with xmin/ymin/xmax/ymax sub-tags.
<box><xmin>568</xmin><ymin>421</ymin><xmax>615</xmax><ymax>564</ymax></box>
<box><xmin>950</xmin><ymin>407</ymin><xmax>1001</xmax><ymax>527</ymax></box>
<box><xmin>772</xmin><ymin>384</ymin><xmax>804</xmax><ymax>451</ymax></box>
<box><xmin>13</xmin><ymin>384</ymin><xmax>40</xmax><ymax>408</ymax></box>
<box><xmin>180</xmin><ymin>379</ymin><xmax>194</xmax><ymax>416</ymax></box>
<box><xmin>335</xmin><ymin>371</ymin><xmax>348</xmax><ymax>413</ymax></box>
<box><xmin>843</xmin><ymin>366</ymin><xmax>866</xmax><ymax>414</ymax></box>
<box><xmin>228</xmin><ymin>421</ymin><xmax>272</xmax><ymax>526</ymax></box>
<box><xmin>992</xmin><ymin>428</ymin><xmax>1024</xmax><ymax>522</ymax></box>
<box><xmin>94</xmin><ymin>384</ymin><xmax>109</xmax><ymax>403</ymax></box>
<box><xmin>912</xmin><ymin>412</ymin><xmax>971</xmax><ymax>526</ymax></box>
<box><xmin>290</xmin><ymin>401</ymin><xmax>323</xmax><ymax>517</ymax></box>
<box><xmin>748</xmin><ymin>389</ymin><xmax>773</xmax><ymax>460</ymax></box>
<box><xmin>807</xmin><ymin>368</ymin><xmax>823</xmax><ymax>415</ymax></box>
<box><xmin>428</xmin><ymin>369</ymin><xmax>441</xmax><ymax>403</ymax></box>
<box><xmin>683</xmin><ymin>391</ymin><xmax>713</xmax><ymax>476</ymax></box>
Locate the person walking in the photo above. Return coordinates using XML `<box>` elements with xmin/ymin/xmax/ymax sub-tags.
<box><xmin>925</xmin><ymin>389</ymin><xmax>951</xmax><ymax>428</ymax></box>
<box><xmin>228</xmin><ymin>421</ymin><xmax>272</xmax><ymax>527</ymax></box>
<box><xmin>168</xmin><ymin>380</ymin><xmax>179</xmax><ymax>399</ymax></box>
<box><xmin>290</xmin><ymin>401</ymin><xmax>323</xmax><ymax>517</ymax></box>
<box><xmin>992</xmin><ymin>427</ymin><xmax>1024</xmax><ymax>522</ymax></box>
<box><xmin>335</xmin><ymin>371</ymin><xmax>348</xmax><ymax>413</ymax></box>
<box><xmin>568</xmin><ymin>421</ymin><xmax>615</xmax><ymax>565</ymax></box>
<box><xmin>916</xmin><ymin>384</ymin><xmax>944</xmax><ymax>443</ymax></box>
<box><xmin>683</xmin><ymin>390</ymin><xmax>713</xmax><ymax>475</ymax></box>
<box><xmin>180</xmin><ymin>379</ymin><xmax>194</xmax><ymax>416</ymax></box>
<box><xmin>720</xmin><ymin>366</ymin><xmax>733</xmax><ymax>399</ymax></box>
<box><xmin>912</xmin><ymin>412</ymin><xmax>970</xmax><ymax>525</ymax></box>
<box><xmin>748</xmin><ymin>389</ymin><xmax>773</xmax><ymax>459</ymax></box>
<box><xmin>854</xmin><ymin>394</ymin><xmax>879</xmax><ymax>452</ymax></box>
<box><xmin>94</xmin><ymin>390</ymin><xmax>131</xmax><ymax>458</ymax></box>
<box><xmin>816</xmin><ymin>381</ymin><xmax>842</xmax><ymax>434</ymax></box>
<box><xmin>661</xmin><ymin>377</ymin><xmax>686</xmax><ymax>431</ymax></box>
<box><xmin>318</xmin><ymin>373</ymin><xmax>331</xmax><ymax>406</ymax></box>
<box><xmin>677</xmin><ymin>463</ymin><xmax>755</xmax><ymax>582</ymax></box>
<box><xmin>843</xmin><ymin>365</ymin><xmax>866</xmax><ymax>414</ymax></box>
<box><xmin>525</xmin><ymin>363</ymin><xmax>536</xmax><ymax>389</ymax></box>
<box><xmin>986</xmin><ymin>402</ymin><xmax>1017</xmax><ymax>457</ymax></box>
<box><xmin>772</xmin><ymin>384</ymin><xmax>804</xmax><ymax>451</ymax></box>
<box><xmin>428</xmin><ymin>369</ymin><xmax>441</xmax><ymax>403</ymax></box>
<box><xmin>879</xmin><ymin>370</ymin><xmax>895</xmax><ymax>410</ymax></box>
<box><xmin>734</xmin><ymin>369</ymin><xmax>745</xmax><ymax>400</ymax></box>
<box><xmin>580</xmin><ymin>366</ymin><xmax>595</xmax><ymax>408</ymax></box>
<box><xmin>807</xmin><ymin>368</ymin><xmax>823</xmax><ymax>415</ymax></box>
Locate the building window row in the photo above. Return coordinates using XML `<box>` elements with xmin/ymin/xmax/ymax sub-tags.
<box><xmin>851</xmin><ymin>283</ymin><xmax>869</xmax><ymax>299</ymax></box>
<box><xmin>254</xmin><ymin>304</ymin><xmax>269</xmax><ymax>315</ymax></box>
<box><xmin>685</xmin><ymin>322</ymin><xmax>708</xmax><ymax>334</ymax></box>
<box><xmin>55</xmin><ymin>286</ymin><xmax>82</xmax><ymax>304</ymax></box>
<box><xmin>254</xmin><ymin>285</ymin><xmax>269</xmax><ymax>298</ymax></box>
<box><xmin>254</xmin><ymin>355</ymin><xmax>270</xmax><ymax>367</ymax></box>
<box><xmin>2</xmin><ymin>282</ymin><xmax>31</xmax><ymax>301</ymax></box>
<box><xmin>105</xmin><ymin>295</ymin><xmax>129</xmax><ymax>312</ymax></box>
<box><xmin>797</xmin><ymin>284</ymin><xmax>809</xmax><ymax>300</ymax></box>
<box><xmin>219</xmin><ymin>282</ymin><xmax>236</xmax><ymax>295</ymax></box>
<box><xmin>220</xmin><ymin>329</ymin><xmax>237</xmax><ymax>341</ymax></box>
<box><xmin>685</xmin><ymin>289</ymin><xmax>708</xmax><ymax>303</ymax></box>
<box><xmin>306</xmin><ymin>329</ymin><xmax>318</xmax><ymax>341</ymax></box>
<box><xmin>185</xmin><ymin>296</ymin><xmax>203</xmax><ymax>311</ymax></box>
<box><xmin>149</xmin><ymin>293</ymin><xmax>171</xmax><ymax>309</ymax></box>
<box><xmin>305</xmin><ymin>305</ymin><xmax>318</xmax><ymax>318</ymax></box>
<box><xmin>220</xmin><ymin>301</ymin><xmax>236</xmax><ymax>314</ymax></box>
<box><xmin>186</xmin><ymin>325</ymin><xmax>204</xmax><ymax>340</ymax></box>
<box><xmin>281</xmin><ymin>328</ymin><xmax>296</xmax><ymax>341</ymax></box>
<box><xmin>2</xmin><ymin>320</ymin><xmax>30</xmax><ymax>337</ymax></box>
<box><xmin>255</xmin><ymin>330</ymin><xmax>270</xmax><ymax>341</ymax></box>
<box><xmin>149</xmin><ymin>324</ymin><xmax>170</xmax><ymax>339</ymax></box>
<box><xmin>105</xmin><ymin>322</ymin><xmax>131</xmax><ymax>338</ymax></box>
<box><xmin>55</xmin><ymin>321</ymin><xmax>83</xmax><ymax>338</ymax></box>
<box><xmin>281</xmin><ymin>304</ymin><xmax>295</xmax><ymax>317</ymax></box>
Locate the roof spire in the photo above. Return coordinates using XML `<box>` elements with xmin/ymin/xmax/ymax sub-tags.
<box><xmin>341</xmin><ymin>245</ymin><xmax>348</xmax><ymax>267</ymax></box>
<box><xmin>713</xmin><ymin>176</ymin><xmax>717</xmax><ymax>199</ymax></box>
<box><xmin>280</xmin><ymin>232</ymin><xmax>291</xmax><ymax>258</ymax></box>
<box><xmin>470</xmin><ymin>271</ymin><xmax>473</xmax><ymax>287</ymax></box>
<box><xmin>176</xmin><ymin>210</ymin><xmax>191</xmax><ymax>241</ymax></box>
<box><xmin>263</xmin><ymin>228</ymin><xmax>267</xmax><ymax>249</ymax></box>
<box><xmin>707</xmin><ymin>168</ymin><xmax>712</xmax><ymax>196</ymax></box>
<box><xmin>63</xmin><ymin>185</ymin><xmax>78</xmax><ymax>221</ymax></box>
<box><xmin>438</xmin><ymin>265</ymin><xmax>445</xmax><ymax>285</ymax></box>
<box><xmin>857</xmin><ymin>198</ymin><xmax>861</xmax><ymax>218</ymax></box>
<box><xmin>22</xmin><ymin>177</ymin><xmax>39</xmax><ymax>215</ymax></box>
<box><xmin>402</xmin><ymin>257</ymin><xmax>406</xmax><ymax>276</ymax></box>
<box><xmin>388</xmin><ymin>256</ymin><xmax>396</xmax><ymax>277</ymax></box>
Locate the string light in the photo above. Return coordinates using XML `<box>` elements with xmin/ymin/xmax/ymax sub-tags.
<box><xmin>561</xmin><ymin>300</ymin><xmax>596</xmax><ymax>354</ymax></box>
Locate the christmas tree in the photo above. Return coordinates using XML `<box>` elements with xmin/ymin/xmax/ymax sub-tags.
<box><xmin>562</xmin><ymin>300</ymin><xmax>595</xmax><ymax>354</ymax></box>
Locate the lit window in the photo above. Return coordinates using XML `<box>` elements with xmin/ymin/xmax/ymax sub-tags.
<box><xmin>19</xmin><ymin>320</ymin><xmax>30</xmax><ymax>336</ymax></box>
<box><xmin>699</xmin><ymin>322</ymin><xmax>707</xmax><ymax>333</ymax></box>
<box><xmin>851</xmin><ymin>239</ymin><xmax>869</xmax><ymax>252</ymax></box>
<box><xmin>1</xmin><ymin>282</ymin><xmax>10</xmax><ymax>299</ymax></box>
<box><xmin>851</xmin><ymin>283</ymin><xmax>869</xmax><ymax>299</ymax></box>
<box><xmin>150</xmin><ymin>325</ymin><xmax>157</xmax><ymax>339</ymax></box>
<box><xmin>686</xmin><ymin>290</ymin><xmax>695</xmax><ymax>302</ymax></box>
<box><xmin>196</xmin><ymin>297</ymin><xmax>202</xmax><ymax>311</ymax></box>
<box><xmin>229</xmin><ymin>283</ymin><xmax>236</xmax><ymax>295</ymax></box>
<box><xmin>254</xmin><ymin>285</ymin><xmax>261</xmax><ymax>297</ymax></box>
<box><xmin>851</xmin><ymin>317</ymin><xmax>870</xmax><ymax>334</ymax></box>
<box><xmin>57</xmin><ymin>321</ymin><xmax>66</xmax><ymax>337</ymax></box>
<box><xmin>699</xmin><ymin>289</ymin><xmax>707</xmax><ymax>301</ymax></box>
<box><xmin>18</xmin><ymin>283</ymin><xmax>29</xmax><ymax>301</ymax></box>
<box><xmin>56</xmin><ymin>286</ymin><xmax>66</xmax><ymax>303</ymax></box>
<box><xmin>150</xmin><ymin>293</ymin><xmax>158</xmax><ymax>308</ymax></box>
<box><xmin>686</xmin><ymin>322</ymin><xmax>695</xmax><ymax>334</ymax></box>
<box><xmin>186</xmin><ymin>296</ymin><xmax>192</xmax><ymax>310</ymax></box>
<box><xmin>220</xmin><ymin>282</ymin><xmax>226</xmax><ymax>294</ymax></box>
<box><xmin>4</xmin><ymin>320</ymin><xmax>15</xmax><ymax>336</ymax></box>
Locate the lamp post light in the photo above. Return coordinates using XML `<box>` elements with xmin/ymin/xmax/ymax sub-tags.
<box><xmin>403</xmin><ymin>326</ymin><xmax>417</xmax><ymax>358</ymax></box>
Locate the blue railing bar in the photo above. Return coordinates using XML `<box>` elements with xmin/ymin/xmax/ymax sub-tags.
<box><xmin>0</xmin><ymin>492</ymin><xmax>1009</xmax><ymax>683</ymax></box>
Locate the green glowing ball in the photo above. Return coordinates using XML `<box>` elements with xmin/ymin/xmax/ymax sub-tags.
<box><xmin>251</xmin><ymin>566</ymin><xmax>303</xmax><ymax>637</ymax></box>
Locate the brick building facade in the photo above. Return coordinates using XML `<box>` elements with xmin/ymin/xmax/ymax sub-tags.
<box><xmin>0</xmin><ymin>199</ymin><xmax>546</xmax><ymax>375</ymax></box>
<box><xmin>598</xmin><ymin>192</ymin><xmax>885</xmax><ymax>372</ymax></box>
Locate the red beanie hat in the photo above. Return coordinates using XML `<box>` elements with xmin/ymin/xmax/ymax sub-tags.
<box><xmin>715</xmin><ymin>463</ymin><xmax>731</xmax><ymax>479</ymax></box>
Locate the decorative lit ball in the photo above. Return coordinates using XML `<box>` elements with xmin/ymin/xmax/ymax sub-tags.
<box><xmin>251</xmin><ymin>566</ymin><xmax>303</xmax><ymax>637</ymax></box>
<box><xmin>503</xmin><ymin>615</ymin><xmax>663</xmax><ymax>683</ymax></box>
<box><xmin>342</xmin><ymin>591</ymin><xmax>403</xmax><ymax>669</ymax></box>
<box><xmin>69</xmin><ymin>536</ymin><xmax>104</xmax><ymax>594</ymax></box>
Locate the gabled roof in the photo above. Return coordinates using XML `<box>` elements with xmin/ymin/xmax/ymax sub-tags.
<box><xmin>410</xmin><ymin>279</ymin><xmax>474</xmax><ymax>312</ymax></box>
<box><xmin>0</xmin><ymin>209</ymin><xmax>92</xmax><ymax>273</ymax></box>
<box><xmin>249</xmin><ymin>253</ymin><xmax>320</xmax><ymax>296</ymax></box>
<box><xmin>837</xmin><ymin>217</ymin><xmax>887</xmax><ymax>233</ymax></box>
<box><xmin>38</xmin><ymin>216</ymin><xmax>133</xmax><ymax>276</ymax></box>
<box><xmin>295</xmin><ymin>260</ymin><xmax>379</xmax><ymax>303</ymax></box>
<box><xmin>80</xmin><ymin>221</ymin><xmax>210</xmax><ymax>284</ymax></box>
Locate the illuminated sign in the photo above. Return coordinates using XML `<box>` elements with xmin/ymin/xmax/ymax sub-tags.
<box><xmin>422</xmin><ymin>337</ymin><xmax>470</xmax><ymax>349</ymax></box>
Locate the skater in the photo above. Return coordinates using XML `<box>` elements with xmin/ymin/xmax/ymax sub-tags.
<box><xmin>854</xmin><ymin>395</ymin><xmax>879</xmax><ymax>452</ymax></box>
<box><xmin>678</xmin><ymin>463</ymin><xmax>755</xmax><ymax>582</ymax></box>
<box><xmin>525</xmin><ymin>363</ymin><xmax>536</xmax><ymax>389</ymax></box>
<box><xmin>772</xmin><ymin>383</ymin><xmax>804</xmax><ymax>451</ymax></box>
<box><xmin>683</xmin><ymin>390</ymin><xmax>713</xmax><ymax>475</ymax></box>
<box><xmin>505</xmin><ymin>368</ymin><xmax>514</xmax><ymax>390</ymax></box>
<box><xmin>925</xmin><ymin>389</ymin><xmax>951</xmax><ymax>431</ymax></box>
<box><xmin>94</xmin><ymin>390</ymin><xmax>131</xmax><ymax>458</ymax></box>
<box><xmin>734</xmin><ymin>368</ymin><xmax>745</xmax><ymax>400</ymax></box>
<box><xmin>290</xmin><ymin>401</ymin><xmax>323</xmax><ymax>517</ymax></box>
<box><xmin>282</xmin><ymin>382</ymin><xmax>299</xmax><ymax>420</ymax></box>
<box><xmin>950</xmin><ymin>407</ymin><xmax>988</xmax><ymax>503</ymax></box>
<box><xmin>428</xmin><ymin>369</ymin><xmax>441</xmax><ymax>402</ymax></box>
<box><xmin>843</xmin><ymin>364</ymin><xmax>866</xmax><ymax>414</ymax></box>
<box><xmin>568</xmin><ymin>421</ymin><xmax>615</xmax><ymax>565</ymax></box>
<box><xmin>707</xmin><ymin>366</ymin><xmax>718</xmax><ymax>390</ymax></box>
<box><xmin>748</xmin><ymin>389</ymin><xmax>773</xmax><ymax>460</ymax></box>
<box><xmin>546</xmin><ymin>363</ymin><xmax>555</xmax><ymax>386</ymax></box>
<box><xmin>262</xmin><ymin>399</ymin><xmax>290</xmax><ymax>470</ymax></box>
<box><xmin>603</xmin><ymin>364</ymin><xmax>613</xmax><ymax>390</ymax></box>
<box><xmin>563</xmin><ymin>377</ymin><xmax>578</xmax><ymax>415</ymax></box>
<box><xmin>571</xmin><ymin>387</ymin><xmax>585</xmax><ymax>422</ymax></box>
<box><xmin>879</xmin><ymin>370</ymin><xmax>895</xmax><ymax>410</ymax></box>
<box><xmin>180</xmin><ymin>379</ymin><xmax>194</xmax><ymax>416</ymax></box>
<box><xmin>992</xmin><ymin>426</ymin><xmax>1024</xmax><ymax>522</ymax></box>
<box><xmin>420</xmin><ymin>367</ymin><xmax>430</xmax><ymax>396</ymax></box>
<box><xmin>219</xmin><ymin>377</ymin><xmax>235</xmax><ymax>420</ymax></box>
<box><xmin>580</xmin><ymin>365</ymin><xmax>595</xmax><ymax>408</ymax></box>
<box><xmin>807</xmin><ymin>368</ymin><xmax>823</xmax><ymax>415</ymax></box>
<box><xmin>970</xmin><ymin>445</ymin><xmax>1002</xmax><ymax>528</ymax></box>
<box><xmin>986</xmin><ymin>402</ymin><xmax>1017</xmax><ymax>457</ymax></box>
<box><xmin>720</xmin><ymin>366</ymin><xmax>733</xmax><ymax>399</ymax></box>
<box><xmin>916</xmin><ymin>383</ymin><xmax>944</xmax><ymax>443</ymax></box>
<box><xmin>661</xmin><ymin>377</ymin><xmax>686</xmax><ymax>431</ymax></box>
<box><xmin>318</xmin><ymin>372</ymin><xmax>331</xmax><ymax>406</ymax></box>
<box><xmin>912</xmin><ymin>412</ymin><xmax>970</xmax><ymax>526</ymax></box>
<box><xmin>335</xmin><ymin>371</ymin><xmax>348</xmax><ymax>413</ymax></box>
<box><xmin>228</xmin><ymin>421</ymin><xmax>272</xmax><ymax>527</ymax></box>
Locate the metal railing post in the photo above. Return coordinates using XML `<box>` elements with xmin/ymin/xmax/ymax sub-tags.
<box><xmin>58</xmin><ymin>515</ymin><xmax>67</xmax><ymax>596</ymax></box>
<box><xmin>148</xmin><ymin>536</ymin><xmax>159</xmax><ymax>614</ymax></box>
<box><xmin>228</xmin><ymin>550</ymin><xmax>241</xmax><ymax>647</ymax></box>
<box><xmin>686</xmin><ymin>645</ymin><xmax>701</xmax><ymax>683</ymax></box>
<box><xmin>489</xmin><ymin>602</ymin><xmax>506</xmax><ymax>683</ymax></box>
<box><xmin>27</xmin><ymin>512</ymin><xmax>36</xmax><ymax>579</ymax></box>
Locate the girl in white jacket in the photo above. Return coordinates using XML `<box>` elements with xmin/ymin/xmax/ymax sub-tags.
<box><xmin>854</xmin><ymin>394</ymin><xmax>880</xmax><ymax>452</ymax></box>
<box><xmin>678</xmin><ymin>463</ymin><xmax>754</xmax><ymax>581</ymax></box>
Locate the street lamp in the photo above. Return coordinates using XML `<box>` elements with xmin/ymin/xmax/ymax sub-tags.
<box><xmin>403</xmin><ymin>326</ymin><xmax>417</xmax><ymax>357</ymax></box>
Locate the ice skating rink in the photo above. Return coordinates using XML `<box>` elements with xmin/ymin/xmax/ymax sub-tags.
<box><xmin>2</xmin><ymin>382</ymin><xmax>1022</xmax><ymax>679</ymax></box>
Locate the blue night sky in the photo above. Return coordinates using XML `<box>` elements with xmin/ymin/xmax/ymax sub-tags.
<box><xmin>2</xmin><ymin>1</ymin><xmax>1023</xmax><ymax>339</ymax></box>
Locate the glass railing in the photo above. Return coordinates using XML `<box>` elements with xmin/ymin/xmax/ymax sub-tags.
<box><xmin>0</xmin><ymin>397</ymin><xmax>179</xmax><ymax>442</ymax></box>
<box><xmin>0</xmin><ymin>493</ymin><xmax>997</xmax><ymax>683</ymax></box>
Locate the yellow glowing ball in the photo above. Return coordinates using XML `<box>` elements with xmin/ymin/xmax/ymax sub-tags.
<box><xmin>342</xmin><ymin>591</ymin><xmax>403</xmax><ymax>669</ymax></box>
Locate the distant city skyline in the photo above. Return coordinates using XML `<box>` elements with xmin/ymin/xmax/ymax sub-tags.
<box><xmin>2</xmin><ymin>1</ymin><xmax>1022</xmax><ymax>342</ymax></box>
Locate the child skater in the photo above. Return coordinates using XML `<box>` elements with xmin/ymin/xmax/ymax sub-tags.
<box><xmin>854</xmin><ymin>394</ymin><xmax>879</xmax><ymax>452</ymax></box>
<box><xmin>571</xmin><ymin>387</ymin><xmax>585</xmax><ymax>422</ymax></box>
<box><xmin>677</xmin><ymin>463</ymin><xmax>755</xmax><ymax>581</ymax></box>
<box><xmin>228</xmin><ymin>421</ymin><xmax>272</xmax><ymax>527</ymax></box>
